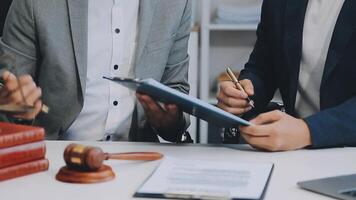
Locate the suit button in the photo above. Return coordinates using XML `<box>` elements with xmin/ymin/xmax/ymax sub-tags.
<box><xmin>114</xmin><ymin>65</ymin><xmax>119</xmax><ymax>70</ymax></box>
<box><xmin>113</xmin><ymin>101</ymin><xmax>118</xmax><ymax>106</ymax></box>
<box><xmin>115</xmin><ymin>28</ymin><xmax>120</xmax><ymax>34</ymax></box>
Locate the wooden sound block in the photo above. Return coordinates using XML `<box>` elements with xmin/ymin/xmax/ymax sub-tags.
<box><xmin>56</xmin><ymin>165</ymin><xmax>115</xmax><ymax>184</ymax></box>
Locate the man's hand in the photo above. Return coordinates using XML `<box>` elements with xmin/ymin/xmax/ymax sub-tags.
<box><xmin>217</xmin><ymin>79</ymin><xmax>254</xmax><ymax>116</ymax></box>
<box><xmin>136</xmin><ymin>93</ymin><xmax>183</xmax><ymax>133</ymax></box>
<box><xmin>239</xmin><ymin>110</ymin><xmax>312</xmax><ymax>152</ymax></box>
<box><xmin>0</xmin><ymin>71</ymin><xmax>42</xmax><ymax>120</ymax></box>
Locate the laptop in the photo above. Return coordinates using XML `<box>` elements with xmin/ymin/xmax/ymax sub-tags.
<box><xmin>298</xmin><ymin>174</ymin><xmax>356</xmax><ymax>200</ymax></box>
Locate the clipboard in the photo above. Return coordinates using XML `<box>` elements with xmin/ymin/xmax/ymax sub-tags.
<box><xmin>103</xmin><ymin>77</ymin><xmax>251</xmax><ymax>127</ymax></box>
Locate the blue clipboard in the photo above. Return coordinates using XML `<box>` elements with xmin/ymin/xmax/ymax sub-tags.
<box><xmin>103</xmin><ymin>77</ymin><xmax>251</xmax><ymax>127</ymax></box>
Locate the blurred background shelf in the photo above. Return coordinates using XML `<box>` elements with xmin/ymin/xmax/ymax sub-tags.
<box><xmin>199</xmin><ymin>0</ymin><xmax>263</xmax><ymax>143</ymax></box>
<box><xmin>208</xmin><ymin>23</ymin><xmax>258</xmax><ymax>31</ymax></box>
<box><xmin>186</xmin><ymin>27</ymin><xmax>199</xmax><ymax>143</ymax></box>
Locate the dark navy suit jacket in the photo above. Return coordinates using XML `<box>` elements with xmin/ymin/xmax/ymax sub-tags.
<box><xmin>239</xmin><ymin>0</ymin><xmax>356</xmax><ymax>148</ymax></box>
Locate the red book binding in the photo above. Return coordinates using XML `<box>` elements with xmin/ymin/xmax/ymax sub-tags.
<box><xmin>0</xmin><ymin>141</ymin><xmax>46</xmax><ymax>168</ymax></box>
<box><xmin>0</xmin><ymin>159</ymin><xmax>49</xmax><ymax>181</ymax></box>
<box><xmin>0</xmin><ymin>122</ymin><xmax>45</xmax><ymax>149</ymax></box>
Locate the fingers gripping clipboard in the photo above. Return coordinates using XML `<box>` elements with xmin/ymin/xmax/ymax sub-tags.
<box><xmin>103</xmin><ymin>77</ymin><xmax>251</xmax><ymax>127</ymax></box>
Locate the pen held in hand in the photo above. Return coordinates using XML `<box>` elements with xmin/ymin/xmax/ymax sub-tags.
<box><xmin>226</xmin><ymin>67</ymin><xmax>255</xmax><ymax>108</ymax></box>
<box><xmin>0</xmin><ymin>55</ymin><xmax>50</xmax><ymax>115</ymax></box>
<box><xmin>0</xmin><ymin>76</ymin><xmax>49</xmax><ymax>115</ymax></box>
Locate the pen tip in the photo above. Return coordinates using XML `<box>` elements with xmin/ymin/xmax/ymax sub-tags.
<box><xmin>249</xmin><ymin>100</ymin><xmax>255</xmax><ymax>108</ymax></box>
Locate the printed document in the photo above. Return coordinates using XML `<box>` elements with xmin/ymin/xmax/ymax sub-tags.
<box><xmin>135</xmin><ymin>157</ymin><xmax>273</xmax><ymax>200</ymax></box>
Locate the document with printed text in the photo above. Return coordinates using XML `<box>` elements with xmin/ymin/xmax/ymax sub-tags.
<box><xmin>135</xmin><ymin>157</ymin><xmax>273</xmax><ymax>200</ymax></box>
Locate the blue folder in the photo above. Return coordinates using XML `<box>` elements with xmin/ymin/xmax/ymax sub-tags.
<box><xmin>103</xmin><ymin>77</ymin><xmax>251</xmax><ymax>127</ymax></box>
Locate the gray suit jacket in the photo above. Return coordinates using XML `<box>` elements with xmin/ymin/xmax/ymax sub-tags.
<box><xmin>0</xmin><ymin>0</ymin><xmax>191</xmax><ymax>142</ymax></box>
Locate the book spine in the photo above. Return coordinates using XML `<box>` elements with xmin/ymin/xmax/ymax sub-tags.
<box><xmin>0</xmin><ymin>141</ymin><xmax>46</xmax><ymax>168</ymax></box>
<box><xmin>0</xmin><ymin>159</ymin><xmax>49</xmax><ymax>181</ymax></box>
<box><xmin>0</xmin><ymin>129</ymin><xmax>45</xmax><ymax>149</ymax></box>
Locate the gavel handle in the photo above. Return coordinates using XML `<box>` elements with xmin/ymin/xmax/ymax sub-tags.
<box><xmin>106</xmin><ymin>152</ymin><xmax>163</xmax><ymax>161</ymax></box>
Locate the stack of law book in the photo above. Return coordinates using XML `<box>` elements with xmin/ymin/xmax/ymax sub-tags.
<box><xmin>0</xmin><ymin>122</ymin><xmax>49</xmax><ymax>181</ymax></box>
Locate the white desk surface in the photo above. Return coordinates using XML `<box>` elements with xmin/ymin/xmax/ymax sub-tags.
<box><xmin>1</xmin><ymin>141</ymin><xmax>356</xmax><ymax>200</ymax></box>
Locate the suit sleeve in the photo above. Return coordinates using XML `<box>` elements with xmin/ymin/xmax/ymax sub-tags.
<box><xmin>0</xmin><ymin>0</ymin><xmax>38</xmax><ymax>122</ymax></box>
<box><xmin>305</xmin><ymin>97</ymin><xmax>356</xmax><ymax>148</ymax></box>
<box><xmin>238</xmin><ymin>0</ymin><xmax>278</xmax><ymax>116</ymax></box>
<box><xmin>156</xmin><ymin>0</ymin><xmax>191</xmax><ymax>142</ymax></box>
<box><xmin>0</xmin><ymin>0</ymin><xmax>38</xmax><ymax>76</ymax></box>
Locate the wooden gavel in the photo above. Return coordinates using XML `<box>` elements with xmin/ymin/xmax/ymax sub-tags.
<box><xmin>63</xmin><ymin>143</ymin><xmax>163</xmax><ymax>171</ymax></box>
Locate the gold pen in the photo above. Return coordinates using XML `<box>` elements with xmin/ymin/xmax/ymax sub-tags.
<box><xmin>226</xmin><ymin>67</ymin><xmax>255</xmax><ymax>108</ymax></box>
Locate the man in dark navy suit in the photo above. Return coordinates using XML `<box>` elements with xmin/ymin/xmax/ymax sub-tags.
<box><xmin>217</xmin><ymin>0</ymin><xmax>356</xmax><ymax>151</ymax></box>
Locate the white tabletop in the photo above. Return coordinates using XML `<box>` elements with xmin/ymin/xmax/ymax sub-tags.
<box><xmin>1</xmin><ymin>141</ymin><xmax>356</xmax><ymax>200</ymax></box>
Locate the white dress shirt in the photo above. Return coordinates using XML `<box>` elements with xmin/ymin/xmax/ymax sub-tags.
<box><xmin>295</xmin><ymin>0</ymin><xmax>345</xmax><ymax>118</ymax></box>
<box><xmin>64</xmin><ymin>0</ymin><xmax>139</xmax><ymax>141</ymax></box>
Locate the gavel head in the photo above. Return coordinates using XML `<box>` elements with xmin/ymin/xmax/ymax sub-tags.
<box><xmin>63</xmin><ymin>143</ymin><xmax>108</xmax><ymax>171</ymax></box>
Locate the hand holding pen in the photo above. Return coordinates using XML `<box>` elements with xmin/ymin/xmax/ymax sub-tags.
<box><xmin>217</xmin><ymin>67</ymin><xmax>255</xmax><ymax>116</ymax></box>
<box><xmin>0</xmin><ymin>70</ymin><xmax>49</xmax><ymax>119</ymax></box>
<box><xmin>226</xmin><ymin>67</ymin><xmax>254</xmax><ymax>108</ymax></box>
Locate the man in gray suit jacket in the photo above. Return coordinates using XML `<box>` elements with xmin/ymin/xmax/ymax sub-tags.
<box><xmin>0</xmin><ymin>0</ymin><xmax>191</xmax><ymax>142</ymax></box>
